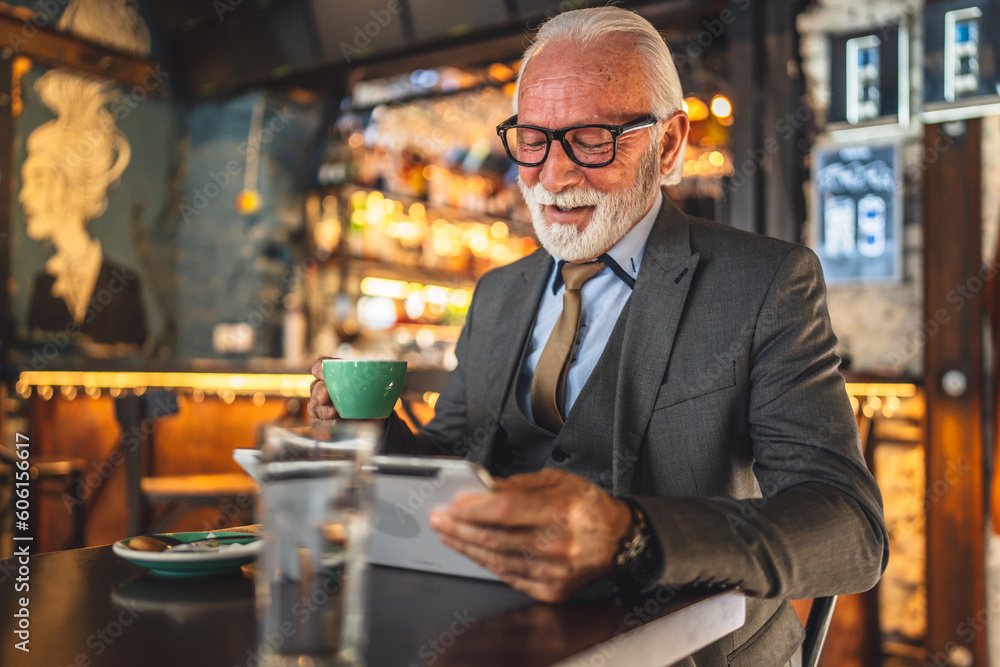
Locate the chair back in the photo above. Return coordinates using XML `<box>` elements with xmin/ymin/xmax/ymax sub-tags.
<box><xmin>802</xmin><ymin>595</ymin><xmax>837</xmax><ymax>667</ymax></box>
<box><xmin>0</xmin><ymin>445</ymin><xmax>18</xmax><ymax>465</ymax></box>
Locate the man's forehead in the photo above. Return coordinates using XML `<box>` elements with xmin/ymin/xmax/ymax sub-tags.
<box><xmin>517</xmin><ymin>39</ymin><xmax>649</xmax><ymax>120</ymax></box>
<box><xmin>521</xmin><ymin>36</ymin><xmax>643</xmax><ymax>82</ymax></box>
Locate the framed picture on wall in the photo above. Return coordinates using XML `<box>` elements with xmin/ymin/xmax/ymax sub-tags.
<box><xmin>8</xmin><ymin>0</ymin><xmax>169</xmax><ymax>368</ymax></box>
<box><xmin>811</xmin><ymin>142</ymin><xmax>903</xmax><ymax>283</ymax></box>
<box><xmin>826</xmin><ymin>22</ymin><xmax>910</xmax><ymax>135</ymax></box>
<box><xmin>922</xmin><ymin>0</ymin><xmax>1000</xmax><ymax>122</ymax></box>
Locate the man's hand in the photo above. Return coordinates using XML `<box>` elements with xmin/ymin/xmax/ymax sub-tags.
<box><xmin>308</xmin><ymin>356</ymin><xmax>339</xmax><ymax>422</ymax></box>
<box><xmin>429</xmin><ymin>469</ymin><xmax>633</xmax><ymax>603</ymax></box>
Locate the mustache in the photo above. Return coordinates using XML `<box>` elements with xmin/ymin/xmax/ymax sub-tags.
<box><xmin>520</xmin><ymin>182</ymin><xmax>604</xmax><ymax>209</ymax></box>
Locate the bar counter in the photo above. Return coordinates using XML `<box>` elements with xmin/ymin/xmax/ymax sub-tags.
<box><xmin>0</xmin><ymin>540</ymin><xmax>746</xmax><ymax>667</ymax></box>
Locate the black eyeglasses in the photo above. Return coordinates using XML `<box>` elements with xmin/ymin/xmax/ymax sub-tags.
<box><xmin>495</xmin><ymin>113</ymin><xmax>658</xmax><ymax>168</ymax></box>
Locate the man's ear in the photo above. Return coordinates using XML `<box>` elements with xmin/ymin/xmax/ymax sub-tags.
<box><xmin>658</xmin><ymin>111</ymin><xmax>690</xmax><ymax>176</ymax></box>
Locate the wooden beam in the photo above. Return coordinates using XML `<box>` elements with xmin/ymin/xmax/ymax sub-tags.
<box><xmin>923</xmin><ymin>118</ymin><xmax>986</xmax><ymax>667</ymax></box>
<box><xmin>0</xmin><ymin>12</ymin><xmax>159</xmax><ymax>91</ymax></box>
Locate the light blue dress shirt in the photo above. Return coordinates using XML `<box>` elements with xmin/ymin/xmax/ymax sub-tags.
<box><xmin>517</xmin><ymin>190</ymin><xmax>663</xmax><ymax>422</ymax></box>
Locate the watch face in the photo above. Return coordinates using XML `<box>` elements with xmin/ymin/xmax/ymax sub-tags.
<box><xmin>628</xmin><ymin>535</ymin><xmax>658</xmax><ymax>576</ymax></box>
<box><xmin>615</xmin><ymin>503</ymin><xmax>663</xmax><ymax>589</ymax></box>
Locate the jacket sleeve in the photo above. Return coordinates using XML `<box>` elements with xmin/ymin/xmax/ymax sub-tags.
<box><xmin>381</xmin><ymin>281</ymin><xmax>480</xmax><ymax>457</ymax></box>
<box><xmin>634</xmin><ymin>246</ymin><xmax>889</xmax><ymax>599</ymax></box>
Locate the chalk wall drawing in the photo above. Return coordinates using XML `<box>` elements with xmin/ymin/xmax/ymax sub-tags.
<box><xmin>20</xmin><ymin>0</ymin><xmax>151</xmax><ymax>349</ymax></box>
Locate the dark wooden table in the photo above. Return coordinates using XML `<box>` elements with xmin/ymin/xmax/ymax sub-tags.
<box><xmin>0</xmin><ymin>545</ymin><xmax>745</xmax><ymax>666</ymax></box>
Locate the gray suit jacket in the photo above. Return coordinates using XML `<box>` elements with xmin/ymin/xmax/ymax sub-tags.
<box><xmin>386</xmin><ymin>195</ymin><xmax>889</xmax><ymax>666</ymax></box>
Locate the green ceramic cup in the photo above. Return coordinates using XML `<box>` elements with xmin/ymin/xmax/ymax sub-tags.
<box><xmin>322</xmin><ymin>359</ymin><xmax>408</xmax><ymax>419</ymax></box>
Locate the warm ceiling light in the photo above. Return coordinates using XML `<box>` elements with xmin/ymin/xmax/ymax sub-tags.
<box><xmin>361</xmin><ymin>276</ymin><xmax>410</xmax><ymax>299</ymax></box>
<box><xmin>684</xmin><ymin>96</ymin><xmax>709</xmax><ymax>121</ymax></box>
<box><xmin>711</xmin><ymin>95</ymin><xmax>732</xmax><ymax>119</ymax></box>
<box><xmin>235</xmin><ymin>189</ymin><xmax>261</xmax><ymax>215</ymax></box>
<box><xmin>488</xmin><ymin>63</ymin><xmax>513</xmax><ymax>82</ymax></box>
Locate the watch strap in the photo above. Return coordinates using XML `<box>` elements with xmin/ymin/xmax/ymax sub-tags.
<box><xmin>613</xmin><ymin>497</ymin><xmax>664</xmax><ymax>591</ymax></box>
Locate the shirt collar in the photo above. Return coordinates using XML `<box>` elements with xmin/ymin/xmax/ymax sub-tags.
<box><xmin>551</xmin><ymin>189</ymin><xmax>663</xmax><ymax>294</ymax></box>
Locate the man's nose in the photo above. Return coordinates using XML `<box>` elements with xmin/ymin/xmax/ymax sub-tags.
<box><xmin>538</xmin><ymin>140</ymin><xmax>583</xmax><ymax>192</ymax></box>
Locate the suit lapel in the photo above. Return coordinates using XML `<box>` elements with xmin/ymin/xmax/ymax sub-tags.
<box><xmin>470</xmin><ymin>250</ymin><xmax>552</xmax><ymax>465</ymax></box>
<box><xmin>612</xmin><ymin>199</ymin><xmax>699</xmax><ymax>494</ymax></box>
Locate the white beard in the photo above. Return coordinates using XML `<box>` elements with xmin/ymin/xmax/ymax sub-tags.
<box><xmin>518</xmin><ymin>139</ymin><xmax>662</xmax><ymax>262</ymax></box>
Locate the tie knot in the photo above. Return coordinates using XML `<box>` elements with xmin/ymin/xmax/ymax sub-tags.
<box><xmin>560</xmin><ymin>261</ymin><xmax>605</xmax><ymax>291</ymax></box>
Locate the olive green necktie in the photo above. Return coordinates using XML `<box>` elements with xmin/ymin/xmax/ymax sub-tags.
<box><xmin>531</xmin><ymin>260</ymin><xmax>605</xmax><ymax>432</ymax></box>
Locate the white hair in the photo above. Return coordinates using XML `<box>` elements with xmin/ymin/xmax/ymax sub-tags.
<box><xmin>513</xmin><ymin>6</ymin><xmax>685</xmax><ymax>184</ymax></box>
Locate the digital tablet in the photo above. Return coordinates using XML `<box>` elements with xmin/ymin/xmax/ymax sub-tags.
<box><xmin>231</xmin><ymin>450</ymin><xmax>499</xmax><ymax>580</ymax></box>
<box><xmin>369</xmin><ymin>455</ymin><xmax>498</xmax><ymax>580</ymax></box>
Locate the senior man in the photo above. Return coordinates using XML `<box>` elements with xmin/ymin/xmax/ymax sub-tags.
<box><xmin>310</xmin><ymin>7</ymin><xmax>887</xmax><ymax>666</ymax></box>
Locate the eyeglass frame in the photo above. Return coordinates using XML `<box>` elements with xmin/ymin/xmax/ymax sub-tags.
<box><xmin>495</xmin><ymin>113</ymin><xmax>659</xmax><ymax>168</ymax></box>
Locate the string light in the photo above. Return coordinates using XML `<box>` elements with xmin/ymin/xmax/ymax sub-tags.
<box><xmin>17</xmin><ymin>372</ymin><xmax>315</xmax><ymax>397</ymax></box>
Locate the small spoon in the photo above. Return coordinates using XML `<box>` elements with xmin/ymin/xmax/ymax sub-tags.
<box><xmin>126</xmin><ymin>535</ymin><xmax>253</xmax><ymax>552</ymax></box>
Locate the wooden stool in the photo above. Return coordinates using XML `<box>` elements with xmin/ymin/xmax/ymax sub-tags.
<box><xmin>114</xmin><ymin>391</ymin><xmax>258</xmax><ymax>536</ymax></box>
<box><xmin>0</xmin><ymin>445</ymin><xmax>88</xmax><ymax>549</ymax></box>
<box><xmin>141</xmin><ymin>473</ymin><xmax>259</xmax><ymax>534</ymax></box>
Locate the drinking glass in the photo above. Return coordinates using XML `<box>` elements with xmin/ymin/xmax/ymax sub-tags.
<box><xmin>254</xmin><ymin>421</ymin><xmax>377</xmax><ymax>667</ymax></box>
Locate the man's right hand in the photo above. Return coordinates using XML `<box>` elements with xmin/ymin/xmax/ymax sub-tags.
<box><xmin>308</xmin><ymin>356</ymin><xmax>339</xmax><ymax>422</ymax></box>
